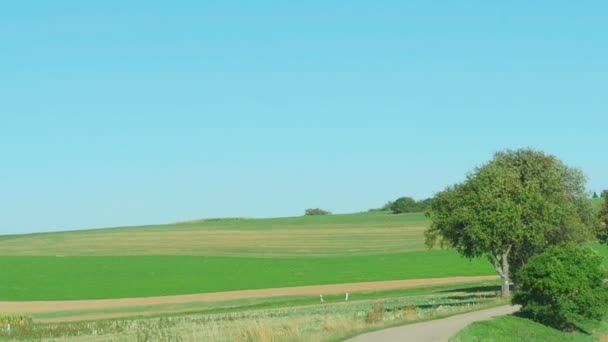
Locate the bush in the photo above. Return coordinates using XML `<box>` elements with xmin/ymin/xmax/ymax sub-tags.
<box><xmin>304</xmin><ymin>208</ymin><xmax>331</xmax><ymax>216</ymax></box>
<box><xmin>512</xmin><ymin>245</ymin><xmax>608</xmax><ymax>331</ymax></box>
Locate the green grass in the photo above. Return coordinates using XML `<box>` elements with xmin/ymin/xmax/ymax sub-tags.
<box><xmin>2</xmin><ymin>282</ymin><xmax>507</xmax><ymax>341</ymax></box>
<box><xmin>0</xmin><ymin>211</ymin><xmax>499</xmax><ymax>300</ymax></box>
<box><xmin>0</xmin><ymin>211</ymin><xmax>429</xmax><ymax>257</ymax></box>
<box><xmin>451</xmin><ymin>315</ymin><xmax>602</xmax><ymax>342</ymax></box>
<box><xmin>0</xmin><ymin>250</ymin><xmax>493</xmax><ymax>300</ymax></box>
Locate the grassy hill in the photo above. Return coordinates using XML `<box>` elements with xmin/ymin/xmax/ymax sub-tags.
<box><xmin>0</xmin><ymin>211</ymin><xmax>497</xmax><ymax>300</ymax></box>
<box><xmin>2</xmin><ymin>200</ymin><xmax>601</xmax><ymax>301</ymax></box>
<box><xmin>0</xmin><ymin>211</ymin><xmax>430</xmax><ymax>257</ymax></box>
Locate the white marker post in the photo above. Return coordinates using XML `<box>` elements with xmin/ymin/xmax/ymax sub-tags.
<box><xmin>320</xmin><ymin>294</ymin><xmax>324</xmax><ymax>303</ymax></box>
<box><xmin>345</xmin><ymin>292</ymin><xmax>349</xmax><ymax>301</ymax></box>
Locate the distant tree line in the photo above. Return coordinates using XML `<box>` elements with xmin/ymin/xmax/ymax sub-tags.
<box><xmin>369</xmin><ymin>196</ymin><xmax>434</xmax><ymax>214</ymax></box>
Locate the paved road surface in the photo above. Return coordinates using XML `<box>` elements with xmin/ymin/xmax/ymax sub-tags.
<box><xmin>347</xmin><ymin>305</ymin><xmax>520</xmax><ymax>342</ymax></box>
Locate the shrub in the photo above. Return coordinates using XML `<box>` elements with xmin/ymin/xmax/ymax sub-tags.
<box><xmin>304</xmin><ymin>208</ymin><xmax>331</xmax><ymax>216</ymax></box>
<box><xmin>512</xmin><ymin>245</ymin><xmax>608</xmax><ymax>331</ymax></box>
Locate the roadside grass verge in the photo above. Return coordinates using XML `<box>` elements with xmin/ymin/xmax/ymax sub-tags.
<box><xmin>1</xmin><ymin>282</ymin><xmax>506</xmax><ymax>341</ymax></box>
<box><xmin>451</xmin><ymin>314</ymin><xmax>608</xmax><ymax>342</ymax></box>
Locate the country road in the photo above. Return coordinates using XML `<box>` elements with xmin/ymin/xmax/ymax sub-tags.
<box><xmin>346</xmin><ymin>305</ymin><xmax>520</xmax><ymax>342</ymax></box>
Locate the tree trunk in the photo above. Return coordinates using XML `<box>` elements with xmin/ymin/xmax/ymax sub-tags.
<box><xmin>500</xmin><ymin>252</ymin><xmax>510</xmax><ymax>297</ymax></box>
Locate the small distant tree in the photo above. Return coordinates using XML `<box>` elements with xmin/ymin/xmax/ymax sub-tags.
<box><xmin>390</xmin><ymin>197</ymin><xmax>418</xmax><ymax>214</ymax></box>
<box><xmin>593</xmin><ymin>192</ymin><xmax>599</xmax><ymax>198</ymax></box>
<box><xmin>513</xmin><ymin>245</ymin><xmax>608</xmax><ymax>331</ymax></box>
<box><xmin>304</xmin><ymin>208</ymin><xmax>331</xmax><ymax>216</ymax></box>
<box><xmin>602</xmin><ymin>190</ymin><xmax>608</xmax><ymax>198</ymax></box>
<box><xmin>426</xmin><ymin>149</ymin><xmax>597</xmax><ymax>297</ymax></box>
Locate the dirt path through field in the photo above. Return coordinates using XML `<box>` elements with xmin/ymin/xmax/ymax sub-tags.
<box><xmin>347</xmin><ymin>305</ymin><xmax>519</xmax><ymax>342</ymax></box>
<box><xmin>0</xmin><ymin>275</ymin><xmax>497</xmax><ymax>319</ymax></box>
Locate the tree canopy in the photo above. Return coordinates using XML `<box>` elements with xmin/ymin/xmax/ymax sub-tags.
<box><xmin>425</xmin><ymin>149</ymin><xmax>597</xmax><ymax>297</ymax></box>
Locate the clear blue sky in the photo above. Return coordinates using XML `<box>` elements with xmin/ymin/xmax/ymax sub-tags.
<box><xmin>1</xmin><ymin>1</ymin><xmax>606</xmax><ymax>234</ymax></box>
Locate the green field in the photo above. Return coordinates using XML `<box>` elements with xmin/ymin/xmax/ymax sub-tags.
<box><xmin>0</xmin><ymin>211</ymin><xmax>430</xmax><ymax>257</ymax></box>
<box><xmin>1</xmin><ymin>251</ymin><xmax>493</xmax><ymax>300</ymax></box>
<box><xmin>0</xmin><ymin>211</ymin><xmax>498</xmax><ymax>301</ymax></box>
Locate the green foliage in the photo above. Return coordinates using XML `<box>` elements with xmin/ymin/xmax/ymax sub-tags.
<box><xmin>596</xmin><ymin>197</ymin><xmax>608</xmax><ymax>243</ymax></box>
<box><xmin>425</xmin><ymin>148</ymin><xmax>597</xmax><ymax>288</ymax></box>
<box><xmin>304</xmin><ymin>208</ymin><xmax>331</xmax><ymax>216</ymax></box>
<box><xmin>593</xmin><ymin>192</ymin><xmax>599</xmax><ymax>198</ymax></box>
<box><xmin>512</xmin><ymin>245</ymin><xmax>608</xmax><ymax>331</ymax></box>
<box><xmin>602</xmin><ymin>190</ymin><xmax>608</xmax><ymax>198</ymax></box>
<box><xmin>389</xmin><ymin>197</ymin><xmax>433</xmax><ymax>214</ymax></box>
<box><xmin>382</xmin><ymin>201</ymin><xmax>394</xmax><ymax>211</ymax></box>
<box><xmin>390</xmin><ymin>197</ymin><xmax>418</xmax><ymax>213</ymax></box>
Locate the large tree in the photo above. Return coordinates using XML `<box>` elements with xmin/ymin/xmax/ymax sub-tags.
<box><xmin>425</xmin><ymin>149</ymin><xmax>597</xmax><ymax>297</ymax></box>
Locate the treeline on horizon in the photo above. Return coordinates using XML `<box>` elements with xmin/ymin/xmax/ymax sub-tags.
<box><xmin>368</xmin><ymin>196</ymin><xmax>434</xmax><ymax>214</ymax></box>
<box><xmin>305</xmin><ymin>189</ymin><xmax>607</xmax><ymax>217</ymax></box>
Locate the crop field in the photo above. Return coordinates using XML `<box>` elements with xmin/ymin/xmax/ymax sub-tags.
<box><xmin>1</xmin><ymin>205</ymin><xmax>605</xmax><ymax>340</ymax></box>
<box><xmin>0</xmin><ymin>211</ymin><xmax>496</xmax><ymax>302</ymax></box>
<box><xmin>0</xmin><ymin>212</ymin><xmax>430</xmax><ymax>257</ymax></box>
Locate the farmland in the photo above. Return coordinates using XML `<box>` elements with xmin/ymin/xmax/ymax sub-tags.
<box><xmin>0</xmin><ymin>211</ymin><xmax>495</xmax><ymax>301</ymax></box>
<box><xmin>2</xmin><ymin>206</ymin><xmax>604</xmax><ymax>340</ymax></box>
<box><xmin>0</xmin><ymin>211</ymin><xmax>430</xmax><ymax>257</ymax></box>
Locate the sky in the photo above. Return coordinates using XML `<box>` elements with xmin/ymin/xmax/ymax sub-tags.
<box><xmin>1</xmin><ymin>1</ymin><xmax>606</xmax><ymax>234</ymax></box>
